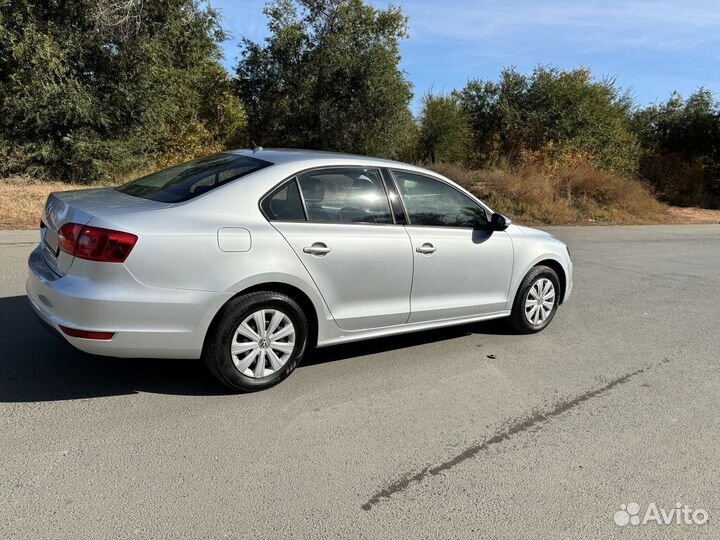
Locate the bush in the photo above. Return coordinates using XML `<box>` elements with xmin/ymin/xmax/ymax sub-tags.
<box><xmin>429</xmin><ymin>162</ymin><xmax>667</xmax><ymax>225</ymax></box>
<box><xmin>457</xmin><ymin>67</ymin><xmax>640</xmax><ymax>175</ymax></box>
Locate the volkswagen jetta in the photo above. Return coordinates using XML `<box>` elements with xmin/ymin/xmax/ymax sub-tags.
<box><xmin>27</xmin><ymin>149</ymin><xmax>573</xmax><ymax>391</ymax></box>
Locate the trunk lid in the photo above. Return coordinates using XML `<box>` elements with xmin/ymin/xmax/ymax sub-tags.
<box><xmin>41</xmin><ymin>188</ymin><xmax>170</xmax><ymax>275</ymax></box>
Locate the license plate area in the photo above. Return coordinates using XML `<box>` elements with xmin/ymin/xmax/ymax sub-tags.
<box><xmin>43</xmin><ymin>228</ymin><xmax>59</xmax><ymax>256</ymax></box>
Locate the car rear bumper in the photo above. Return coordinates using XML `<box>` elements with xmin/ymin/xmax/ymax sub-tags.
<box><xmin>26</xmin><ymin>245</ymin><xmax>230</xmax><ymax>359</ymax></box>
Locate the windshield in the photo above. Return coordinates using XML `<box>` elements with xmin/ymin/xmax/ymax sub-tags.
<box><xmin>116</xmin><ymin>153</ymin><xmax>272</xmax><ymax>203</ymax></box>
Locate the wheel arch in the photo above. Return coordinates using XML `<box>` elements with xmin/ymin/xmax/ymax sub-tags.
<box><xmin>534</xmin><ymin>258</ymin><xmax>567</xmax><ymax>305</ymax></box>
<box><xmin>510</xmin><ymin>254</ymin><xmax>569</xmax><ymax>308</ymax></box>
<box><xmin>241</xmin><ymin>282</ymin><xmax>319</xmax><ymax>348</ymax></box>
<box><xmin>203</xmin><ymin>281</ymin><xmax>321</xmax><ymax>356</ymax></box>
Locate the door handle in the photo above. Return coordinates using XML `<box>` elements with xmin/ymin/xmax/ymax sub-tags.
<box><xmin>416</xmin><ymin>243</ymin><xmax>436</xmax><ymax>255</ymax></box>
<box><xmin>303</xmin><ymin>242</ymin><xmax>331</xmax><ymax>256</ymax></box>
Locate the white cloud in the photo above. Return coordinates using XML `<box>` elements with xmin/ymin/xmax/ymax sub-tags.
<box><xmin>402</xmin><ymin>0</ymin><xmax>720</xmax><ymax>53</ymax></box>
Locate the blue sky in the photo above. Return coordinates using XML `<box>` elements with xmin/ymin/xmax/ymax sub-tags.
<box><xmin>211</xmin><ymin>0</ymin><xmax>720</xmax><ymax>113</ymax></box>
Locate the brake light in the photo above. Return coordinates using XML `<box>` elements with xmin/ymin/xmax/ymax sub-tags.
<box><xmin>59</xmin><ymin>325</ymin><xmax>115</xmax><ymax>340</ymax></box>
<box><xmin>57</xmin><ymin>223</ymin><xmax>137</xmax><ymax>263</ymax></box>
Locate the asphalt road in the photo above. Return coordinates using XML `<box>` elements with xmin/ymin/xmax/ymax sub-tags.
<box><xmin>1</xmin><ymin>225</ymin><xmax>719</xmax><ymax>539</ymax></box>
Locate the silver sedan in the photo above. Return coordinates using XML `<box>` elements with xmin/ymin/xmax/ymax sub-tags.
<box><xmin>27</xmin><ymin>149</ymin><xmax>573</xmax><ymax>391</ymax></box>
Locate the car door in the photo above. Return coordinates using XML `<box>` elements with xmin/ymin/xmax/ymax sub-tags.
<box><xmin>390</xmin><ymin>169</ymin><xmax>514</xmax><ymax>323</ymax></box>
<box><xmin>264</xmin><ymin>167</ymin><xmax>414</xmax><ymax>331</ymax></box>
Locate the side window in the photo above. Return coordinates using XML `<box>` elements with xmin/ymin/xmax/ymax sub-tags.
<box><xmin>261</xmin><ymin>179</ymin><xmax>306</xmax><ymax>221</ymax></box>
<box><xmin>296</xmin><ymin>168</ymin><xmax>392</xmax><ymax>224</ymax></box>
<box><xmin>392</xmin><ymin>171</ymin><xmax>489</xmax><ymax>228</ymax></box>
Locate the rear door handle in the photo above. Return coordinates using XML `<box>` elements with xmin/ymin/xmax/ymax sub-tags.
<box><xmin>303</xmin><ymin>242</ymin><xmax>331</xmax><ymax>256</ymax></box>
<box><xmin>416</xmin><ymin>243</ymin><xmax>436</xmax><ymax>255</ymax></box>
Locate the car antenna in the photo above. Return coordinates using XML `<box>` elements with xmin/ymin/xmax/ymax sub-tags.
<box><xmin>251</xmin><ymin>141</ymin><xmax>263</xmax><ymax>152</ymax></box>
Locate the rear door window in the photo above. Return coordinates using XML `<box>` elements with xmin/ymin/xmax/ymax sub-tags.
<box><xmin>117</xmin><ymin>153</ymin><xmax>272</xmax><ymax>203</ymax></box>
<box><xmin>295</xmin><ymin>168</ymin><xmax>393</xmax><ymax>224</ymax></box>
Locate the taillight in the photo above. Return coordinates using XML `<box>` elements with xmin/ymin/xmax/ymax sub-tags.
<box><xmin>57</xmin><ymin>223</ymin><xmax>83</xmax><ymax>255</ymax></box>
<box><xmin>57</xmin><ymin>223</ymin><xmax>137</xmax><ymax>263</ymax></box>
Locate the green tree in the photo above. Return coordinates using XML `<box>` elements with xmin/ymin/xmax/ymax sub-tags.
<box><xmin>633</xmin><ymin>89</ymin><xmax>720</xmax><ymax>206</ymax></box>
<box><xmin>236</xmin><ymin>0</ymin><xmax>413</xmax><ymax>158</ymax></box>
<box><xmin>633</xmin><ymin>90</ymin><xmax>719</xmax><ymax>163</ymax></box>
<box><xmin>0</xmin><ymin>0</ymin><xmax>245</xmax><ymax>182</ymax></box>
<box><xmin>417</xmin><ymin>92</ymin><xmax>469</xmax><ymax>163</ymax></box>
<box><xmin>458</xmin><ymin>67</ymin><xmax>639</xmax><ymax>173</ymax></box>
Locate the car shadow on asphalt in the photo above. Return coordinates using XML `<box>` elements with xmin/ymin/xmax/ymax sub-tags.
<box><xmin>303</xmin><ymin>319</ymin><xmax>516</xmax><ymax>367</ymax></box>
<box><xmin>0</xmin><ymin>295</ymin><xmax>517</xmax><ymax>402</ymax></box>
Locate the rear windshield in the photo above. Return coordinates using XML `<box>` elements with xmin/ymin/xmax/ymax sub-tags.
<box><xmin>116</xmin><ymin>153</ymin><xmax>272</xmax><ymax>203</ymax></box>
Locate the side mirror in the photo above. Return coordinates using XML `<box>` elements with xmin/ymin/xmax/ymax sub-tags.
<box><xmin>490</xmin><ymin>212</ymin><xmax>512</xmax><ymax>231</ymax></box>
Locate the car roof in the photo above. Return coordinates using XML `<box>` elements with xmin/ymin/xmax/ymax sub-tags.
<box><xmin>223</xmin><ymin>148</ymin><xmax>424</xmax><ymax>170</ymax></box>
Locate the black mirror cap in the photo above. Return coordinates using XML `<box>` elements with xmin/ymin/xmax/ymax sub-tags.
<box><xmin>490</xmin><ymin>212</ymin><xmax>512</xmax><ymax>231</ymax></box>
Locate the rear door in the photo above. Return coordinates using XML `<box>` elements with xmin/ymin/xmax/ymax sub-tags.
<box><xmin>265</xmin><ymin>167</ymin><xmax>413</xmax><ymax>331</ymax></box>
<box><xmin>390</xmin><ymin>170</ymin><xmax>514</xmax><ymax>322</ymax></box>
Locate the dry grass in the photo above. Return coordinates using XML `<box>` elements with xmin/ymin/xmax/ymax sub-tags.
<box><xmin>0</xmin><ymin>176</ymin><xmax>118</xmax><ymax>230</ymax></box>
<box><xmin>429</xmin><ymin>162</ymin><xmax>675</xmax><ymax>225</ymax></box>
<box><xmin>2</xmin><ymin>168</ymin><xmax>719</xmax><ymax>230</ymax></box>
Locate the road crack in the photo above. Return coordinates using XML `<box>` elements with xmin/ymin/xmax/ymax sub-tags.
<box><xmin>361</xmin><ymin>358</ymin><xmax>670</xmax><ymax>511</ymax></box>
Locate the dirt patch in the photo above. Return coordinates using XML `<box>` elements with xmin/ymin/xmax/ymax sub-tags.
<box><xmin>666</xmin><ymin>206</ymin><xmax>720</xmax><ymax>224</ymax></box>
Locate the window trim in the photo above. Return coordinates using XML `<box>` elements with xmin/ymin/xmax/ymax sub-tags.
<box><xmin>380</xmin><ymin>168</ymin><xmax>408</xmax><ymax>225</ymax></box>
<box><xmin>259</xmin><ymin>165</ymin><xmax>399</xmax><ymax>226</ymax></box>
<box><xmin>260</xmin><ymin>177</ymin><xmax>308</xmax><ymax>222</ymax></box>
<box><xmin>294</xmin><ymin>176</ymin><xmax>310</xmax><ymax>221</ymax></box>
<box><xmin>387</xmin><ymin>168</ymin><xmax>493</xmax><ymax>229</ymax></box>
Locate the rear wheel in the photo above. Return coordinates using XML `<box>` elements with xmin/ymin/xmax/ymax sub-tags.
<box><xmin>203</xmin><ymin>291</ymin><xmax>308</xmax><ymax>392</ymax></box>
<box><xmin>509</xmin><ymin>265</ymin><xmax>560</xmax><ymax>333</ymax></box>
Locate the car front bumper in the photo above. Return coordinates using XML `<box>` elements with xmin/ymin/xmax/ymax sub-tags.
<box><xmin>563</xmin><ymin>257</ymin><xmax>573</xmax><ymax>303</ymax></box>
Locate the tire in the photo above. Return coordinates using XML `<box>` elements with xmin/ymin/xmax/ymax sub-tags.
<box><xmin>203</xmin><ymin>291</ymin><xmax>309</xmax><ymax>392</ymax></box>
<box><xmin>508</xmin><ymin>265</ymin><xmax>561</xmax><ymax>333</ymax></box>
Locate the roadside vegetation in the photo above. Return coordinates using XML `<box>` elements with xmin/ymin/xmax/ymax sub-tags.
<box><xmin>1</xmin><ymin>0</ymin><xmax>719</xmax><ymax>229</ymax></box>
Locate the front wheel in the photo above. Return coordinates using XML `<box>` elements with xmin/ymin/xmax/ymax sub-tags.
<box><xmin>509</xmin><ymin>265</ymin><xmax>560</xmax><ymax>333</ymax></box>
<box><xmin>203</xmin><ymin>291</ymin><xmax>309</xmax><ymax>392</ymax></box>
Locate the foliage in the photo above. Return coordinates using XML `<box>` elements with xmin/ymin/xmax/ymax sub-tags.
<box><xmin>632</xmin><ymin>90</ymin><xmax>720</xmax><ymax>207</ymax></box>
<box><xmin>457</xmin><ymin>67</ymin><xmax>640</xmax><ymax>174</ymax></box>
<box><xmin>2</xmin><ymin>0</ymin><xmax>719</xmax><ymax>213</ymax></box>
<box><xmin>0</xmin><ymin>0</ymin><xmax>245</xmax><ymax>182</ymax></box>
<box><xmin>430</xmin><ymin>162</ymin><xmax>668</xmax><ymax>225</ymax></box>
<box><xmin>236</xmin><ymin>0</ymin><xmax>412</xmax><ymax>159</ymax></box>
<box><xmin>417</xmin><ymin>92</ymin><xmax>469</xmax><ymax>163</ymax></box>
